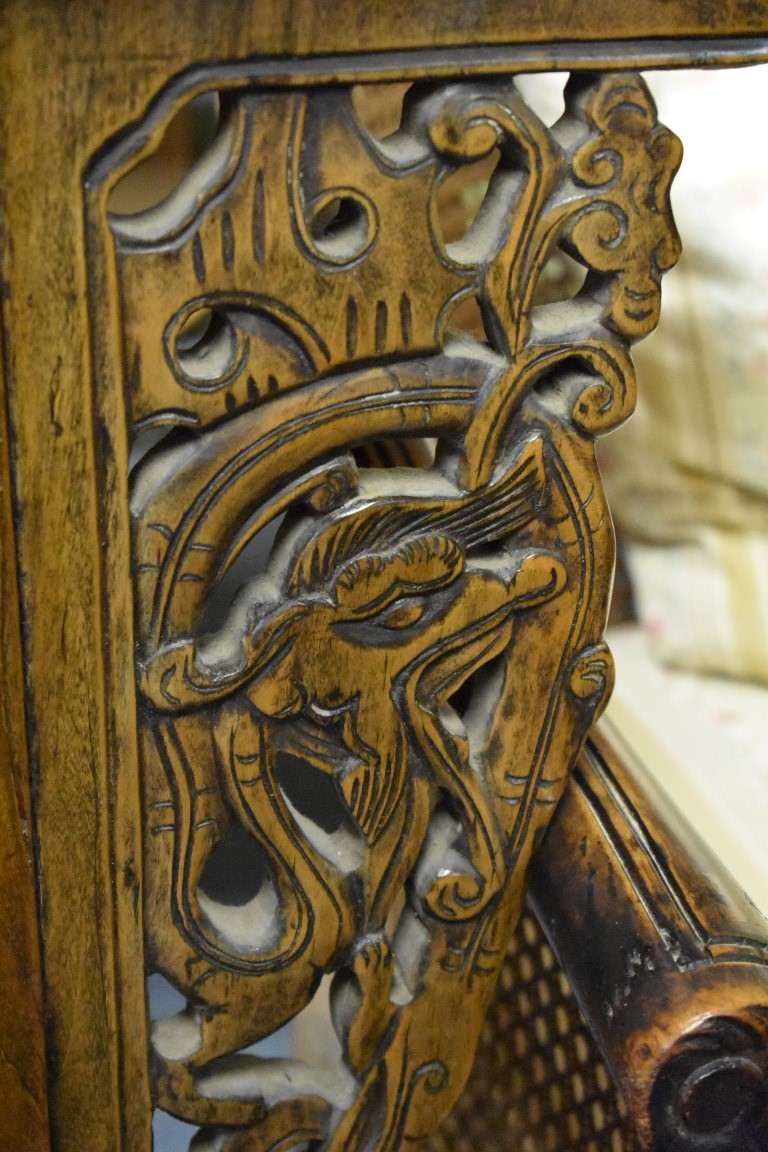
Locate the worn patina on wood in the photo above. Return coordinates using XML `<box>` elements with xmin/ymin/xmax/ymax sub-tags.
<box><xmin>81</xmin><ymin>69</ymin><xmax>680</xmax><ymax>1150</ymax></box>
<box><xmin>10</xmin><ymin>6</ymin><xmax>768</xmax><ymax>1151</ymax></box>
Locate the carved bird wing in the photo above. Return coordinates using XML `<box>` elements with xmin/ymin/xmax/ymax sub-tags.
<box><xmin>289</xmin><ymin>433</ymin><xmax>546</xmax><ymax>599</ymax></box>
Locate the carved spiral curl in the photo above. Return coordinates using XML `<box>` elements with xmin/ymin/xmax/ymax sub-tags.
<box><xmin>567</xmin><ymin>199</ymin><xmax>629</xmax><ymax>256</ymax></box>
<box><xmin>567</xmin><ymin>643</ymin><xmax>615</xmax><ymax>723</ymax></box>
<box><xmin>306</xmin><ymin>460</ymin><xmax>360</xmax><ymax>512</ymax></box>
<box><xmin>571</xmin><ymin>144</ymin><xmax>623</xmax><ymax>190</ymax></box>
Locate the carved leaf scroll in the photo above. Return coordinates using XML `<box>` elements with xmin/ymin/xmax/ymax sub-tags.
<box><xmin>108</xmin><ymin>68</ymin><xmax>680</xmax><ymax>1151</ymax></box>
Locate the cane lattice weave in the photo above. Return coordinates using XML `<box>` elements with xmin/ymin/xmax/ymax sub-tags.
<box><xmin>430</xmin><ymin>908</ymin><xmax>640</xmax><ymax>1152</ymax></box>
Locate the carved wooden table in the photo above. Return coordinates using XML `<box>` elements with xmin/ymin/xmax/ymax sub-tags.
<box><xmin>2</xmin><ymin>5</ymin><xmax>768</xmax><ymax>1151</ymax></box>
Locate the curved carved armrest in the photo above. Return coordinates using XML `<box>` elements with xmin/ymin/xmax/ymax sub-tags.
<box><xmin>529</xmin><ymin>721</ymin><xmax>768</xmax><ymax>1150</ymax></box>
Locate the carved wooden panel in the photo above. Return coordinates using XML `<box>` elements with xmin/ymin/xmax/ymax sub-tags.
<box><xmin>89</xmin><ymin>68</ymin><xmax>680</xmax><ymax>1150</ymax></box>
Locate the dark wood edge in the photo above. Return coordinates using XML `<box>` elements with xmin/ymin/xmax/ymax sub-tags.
<box><xmin>7</xmin><ymin>0</ymin><xmax>768</xmax><ymax>57</ymax></box>
<box><xmin>529</xmin><ymin>720</ymin><xmax>768</xmax><ymax>1150</ymax></box>
<box><xmin>172</xmin><ymin>36</ymin><xmax>768</xmax><ymax>72</ymax></box>
<box><xmin>0</xmin><ymin>259</ymin><xmax>52</xmax><ymax>1149</ymax></box>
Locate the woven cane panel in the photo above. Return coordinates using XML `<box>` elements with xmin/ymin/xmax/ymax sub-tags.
<box><xmin>429</xmin><ymin>908</ymin><xmax>641</xmax><ymax>1152</ymax></box>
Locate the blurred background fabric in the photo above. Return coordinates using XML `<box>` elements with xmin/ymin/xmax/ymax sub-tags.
<box><xmin>598</xmin><ymin>66</ymin><xmax>768</xmax><ymax>684</ymax></box>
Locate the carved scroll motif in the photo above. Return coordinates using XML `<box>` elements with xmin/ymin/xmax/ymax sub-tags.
<box><xmin>111</xmin><ymin>70</ymin><xmax>680</xmax><ymax>1151</ymax></box>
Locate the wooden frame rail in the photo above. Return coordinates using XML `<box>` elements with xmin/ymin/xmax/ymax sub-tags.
<box><xmin>2</xmin><ymin>5</ymin><xmax>768</xmax><ymax>1150</ymax></box>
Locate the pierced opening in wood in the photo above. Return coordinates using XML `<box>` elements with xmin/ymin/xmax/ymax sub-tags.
<box><xmin>310</xmin><ymin>196</ymin><xmax>361</xmax><ymax>239</ymax></box>
<box><xmin>128</xmin><ymin>422</ymin><xmax>198</xmax><ymax>475</ymax></box>
<box><xmin>192</xmin><ymin>976</ymin><xmax>355</xmax><ymax>1111</ymax></box>
<box><xmin>107</xmin><ymin>92</ymin><xmax>220</xmax><ymax>215</ymax></box>
<box><xmin>172</xmin><ymin>305</ymin><xmax>239</xmax><ymax>383</ymax></box>
<box><xmin>446</xmin><ymin>648</ymin><xmax>507</xmax><ymax>738</ymax></box>
<box><xmin>196</xmin><ymin>826</ymin><xmax>282</xmax><ymax>954</ymax></box>
<box><xmin>446</xmin><ymin>676</ymin><xmax>475</xmax><ymax>722</ymax></box>
<box><xmin>275</xmin><ymin>751</ymin><xmax>352</xmax><ymax>838</ymax></box>
<box><xmin>351</xmin><ymin>81</ymin><xmax>412</xmax><ymax>140</ymax></box>
<box><xmin>153</xmin><ymin>1109</ymin><xmax>200</xmax><ymax>1152</ymax></box>
<box><xmin>307</xmin><ymin>192</ymin><xmax>375</xmax><ymax>262</ymax></box>
<box><xmin>274</xmin><ymin>734</ymin><xmax>365</xmax><ymax>873</ymax></box>
<box><xmin>197</xmin><ymin>824</ymin><xmax>272</xmax><ymax>908</ymax></box>
<box><xmin>278</xmin><ymin>975</ymin><xmax>338</xmax><ymax>1063</ymax></box>
<box><xmin>147</xmin><ymin>973</ymin><xmax>187</xmax><ymax>1021</ymax></box>
<box><xmin>353</xmin><ymin>438</ymin><xmax>435</xmax><ymax>470</ymax></box>
<box><xmin>435</xmin><ymin>150</ymin><xmax>500</xmax><ymax>248</ymax></box>
<box><xmin>411</xmin><ymin>797</ymin><xmax>479</xmax><ymax>909</ymax></box>
<box><xmin>514</xmin><ymin>72</ymin><xmax>568</xmax><ymax>127</ymax></box>
<box><xmin>441</xmin><ymin>293</ymin><xmax>488</xmax><ymax>345</ymax></box>
<box><xmin>532</xmin><ymin>250</ymin><xmax>588</xmax><ymax>307</ymax></box>
<box><xmin>196</xmin><ymin>511</ymin><xmax>286</xmax><ymax>641</ymax></box>
<box><xmin>242</xmin><ymin>1019</ymin><xmax>296</xmax><ymax>1060</ymax></box>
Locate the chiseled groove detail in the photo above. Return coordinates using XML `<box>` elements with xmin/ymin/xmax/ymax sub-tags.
<box><xmin>252</xmin><ymin>168</ymin><xmax>265</xmax><ymax>263</ymax></box>
<box><xmin>400</xmin><ymin>293</ymin><xmax>412</xmax><ymax>348</ymax></box>
<box><xmin>346</xmin><ymin>296</ymin><xmax>358</xmax><ymax>359</ymax></box>
<box><xmin>375</xmin><ymin>300</ymin><xmax>388</xmax><ymax>354</ymax></box>
<box><xmin>192</xmin><ymin>232</ymin><xmax>206</xmax><ymax>284</ymax></box>
<box><xmin>221</xmin><ymin>210</ymin><xmax>235</xmax><ymax>270</ymax></box>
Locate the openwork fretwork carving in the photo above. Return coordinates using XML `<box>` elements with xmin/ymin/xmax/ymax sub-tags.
<box><xmin>110</xmin><ymin>70</ymin><xmax>680</xmax><ymax>1151</ymax></box>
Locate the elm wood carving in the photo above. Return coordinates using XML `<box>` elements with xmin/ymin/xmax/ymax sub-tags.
<box><xmin>105</xmin><ymin>70</ymin><xmax>681</xmax><ymax>1150</ymax></box>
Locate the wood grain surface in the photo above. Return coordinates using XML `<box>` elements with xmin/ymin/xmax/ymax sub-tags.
<box><xmin>0</xmin><ymin>5</ymin><xmax>763</xmax><ymax>1150</ymax></box>
<box><xmin>0</xmin><ymin>280</ymin><xmax>51</xmax><ymax>1152</ymax></box>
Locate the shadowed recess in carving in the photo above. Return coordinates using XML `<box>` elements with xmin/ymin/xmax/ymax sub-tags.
<box><xmin>351</xmin><ymin>82</ymin><xmax>412</xmax><ymax>141</ymax></box>
<box><xmin>108</xmin><ymin>92</ymin><xmax>221</xmax><ymax>216</ymax></box>
<box><xmin>196</xmin><ymin>511</ymin><xmax>286</xmax><ymax>642</ymax></box>
<box><xmin>440</xmin><ymin>294</ymin><xmax>488</xmax><ymax>344</ymax></box>
<box><xmin>434</xmin><ymin>148</ymin><xmax>500</xmax><ymax>249</ymax></box>
<box><xmin>307</xmin><ymin>192</ymin><xmax>376</xmax><ymax>263</ymax></box>
<box><xmin>445</xmin><ymin>646</ymin><xmax>507</xmax><ymax>730</ymax></box>
<box><xmin>194</xmin><ymin>1047</ymin><xmax>355</xmax><ymax>1111</ymax></box>
<box><xmin>532</xmin><ymin>250</ymin><xmax>588</xmax><ymax>307</ymax></box>
<box><xmin>129</xmin><ymin>424</ymin><xmax>199</xmax><ymax>475</ymax></box>
<box><xmin>197</xmin><ymin>824</ymin><xmax>272</xmax><ymax>907</ymax></box>
<box><xmin>197</xmin><ymin>826</ymin><xmax>282</xmax><ymax>953</ymax></box>
<box><xmin>173</xmin><ymin>306</ymin><xmax>239</xmax><ymax>383</ymax></box>
<box><xmin>274</xmin><ymin>744</ymin><xmax>366</xmax><ymax>873</ymax></box>
<box><xmin>163</xmin><ymin>297</ymin><xmax>319</xmax><ymax>396</ymax></box>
